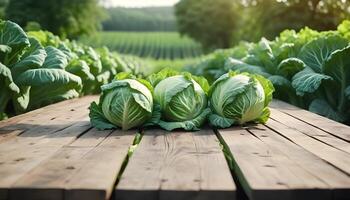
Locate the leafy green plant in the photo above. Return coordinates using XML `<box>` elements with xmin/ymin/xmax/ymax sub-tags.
<box><xmin>292</xmin><ymin>36</ymin><xmax>350</xmax><ymax>123</ymax></box>
<box><xmin>208</xmin><ymin>71</ymin><xmax>274</xmax><ymax>128</ymax></box>
<box><xmin>0</xmin><ymin>20</ymin><xmax>82</xmax><ymax>119</ymax></box>
<box><xmin>189</xmin><ymin>20</ymin><xmax>350</xmax><ymax>125</ymax></box>
<box><xmin>148</xmin><ymin>69</ymin><xmax>210</xmax><ymax>131</ymax></box>
<box><xmin>89</xmin><ymin>73</ymin><xmax>157</xmax><ymax>130</ymax></box>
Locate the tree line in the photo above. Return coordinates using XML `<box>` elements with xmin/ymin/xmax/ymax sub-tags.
<box><xmin>175</xmin><ymin>0</ymin><xmax>350</xmax><ymax>50</ymax></box>
<box><xmin>1</xmin><ymin>0</ymin><xmax>350</xmax><ymax>52</ymax></box>
<box><xmin>103</xmin><ymin>7</ymin><xmax>177</xmax><ymax>32</ymax></box>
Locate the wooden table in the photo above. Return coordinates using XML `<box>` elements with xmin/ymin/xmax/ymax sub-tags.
<box><xmin>0</xmin><ymin>96</ymin><xmax>349</xmax><ymax>200</ymax></box>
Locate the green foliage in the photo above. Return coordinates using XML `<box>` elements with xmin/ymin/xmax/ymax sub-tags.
<box><xmin>208</xmin><ymin>71</ymin><xmax>274</xmax><ymax>128</ymax></box>
<box><xmin>80</xmin><ymin>31</ymin><xmax>203</xmax><ymax>60</ymax></box>
<box><xmin>102</xmin><ymin>7</ymin><xmax>176</xmax><ymax>32</ymax></box>
<box><xmin>147</xmin><ymin>69</ymin><xmax>210</xmax><ymax>131</ymax></box>
<box><xmin>5</xmin><ymin>0</ymin><xmax>105</xmax><ymax>39</ymax></box>
<box><xmin>0</xmin><ymin>0</ymin><xmax>7</xmax><ymax>19</ymax></box>
<box><xmin>235</xmin><ymin>0</ymin><xmax>350</xmax><ymax>42</ymax></box>
<box><xmin>175</xmin><ymin>0</ymin><xmax>237</xmax><ymax>50</ymax></box>
<box><xmin>175</xmin><ymin>0</ymin><xmax>350</xmax><ymax>49</ymax></box>
<box><xmin>89</xmin><ymin>75</ymin><xmax>156</xmax><ymax>130</ymax></box>
<box><xmin>188</xmin><ymin>20</ymin><xmax>350</xmax><ymax>124</ymax></box>
<box><xmin>0</xmin><ymin>20</ymin><xmax>81</xmax><ymax>118</ymax></box>
<box><xmin>0</xmin><ymin>20</ymin><xmax>149</xmax><ymax>120</ymax></box>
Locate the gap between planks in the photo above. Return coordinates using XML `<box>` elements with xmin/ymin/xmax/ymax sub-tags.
<box><xmin>8</xmin><ymin>129</ymin><xmax>137</xmax><ymax>200</ymax></box>
<box><xmin>217</xmin><ymin>121</ymin><xmax>350</xmax><ymax>200</ymax></box>
<box><xmin>115</xmin><ymin>129</ymin><xmax>236</xmax><ymax>200</ymax></box>
<box><xmin>270</xmin><ymin>100</ymin><xmax>350</xmax><ymax>143</ymax></box>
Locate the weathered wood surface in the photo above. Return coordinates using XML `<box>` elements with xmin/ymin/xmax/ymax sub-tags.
<box><xmin>115</xmin><ymin>129</ymin><xmax>236</xmax><ymax>200</ymax></box>
<box><xmin>0</xmin><ymin>96</ymin><xmax>135</xmax><ymax>200</ymax></box>
<box><xmin>0</xmin><ymin>97</ymin><xmax>349</xmax><ymax>200</ymax></box>
<box><xmin>216</xmin><ymin>101</ymin><xmax>350</xmax><ymax>200</ymax></box>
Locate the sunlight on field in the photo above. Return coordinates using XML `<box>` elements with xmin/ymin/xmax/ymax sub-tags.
<box><xmin>80</xmin><ymin>31</ymin><xmax>203</xmax><ymax>60</ymax></box>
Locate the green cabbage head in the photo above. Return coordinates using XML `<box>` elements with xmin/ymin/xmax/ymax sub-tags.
<box><xmin>148</xmin><ymin>69</ymin><xmax>211</xmax><ymax>131</ymax></box>
<box><xmin>209</xmin><ymin>71</ymin><xmax>274</xmax><ymax>128</ymax></box>
<box><xmin>89</xmin><ymin>73</ymin><xmax>156</xmax><ymax>130</ymax></box>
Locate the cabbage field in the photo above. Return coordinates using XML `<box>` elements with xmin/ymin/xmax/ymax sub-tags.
<box><xmin>1</xmin><ymin>17</ymin><xmax>350</xmax><ymax>127</ymax></box>
<box><xmin>80</xmin><ymin>32</ymin><xmax>203</xmax><ymax>60</ymax></box>
<box><xmin>0</xmin><ymin>20</ymin><xmax>155</xmax><ymax>120</ymax></box>
<box><xmin>186</xmin><ymin>20</ymin><xmax>350</xmax><ymax>125</ymax></box>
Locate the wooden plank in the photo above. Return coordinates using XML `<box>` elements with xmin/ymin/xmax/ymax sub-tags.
<box><xmin>270</xmin><ymin>100</ymin><xmax>350</xmax><ymax>142</ymax></box>
<box><xmin>216</xmin><ymin>126</ymin><xmax>344</xmax><ymax>200</ymax></box>
<box><xmin>0</xmin><ymin>96</ymin><xmax>96</xmax><ymax>128</ymax></box>
<box><xmin>0</xmin><ymin>121</ymin><xmax>92</xmax><ymax>200</ymax></box>
<box><xmin>0</xmin><ymin>95</ymin><xmax>96</xmax><ymax>153</ymax></box>
<box><xmin>266</xmin><ymin>118</ymin><xmax>350</xmax><ymax>175</ymax></box>
<box><xmin>64</xmin><ymin>130</ymin><xmax>135</xmax><ymax>200</ymax></box>
<box><xmin>0</xmin><ymin>96</ymin><xmax>97</xmax><ymax>144</ymax></box>
<box><xmin>7</xmin><ymin>128</ymin><xmax>112</xmax><ymax>200</ymax></box>
<box><xmin>0</xmin><ymin>96</ymin><xmax>97</xmax><ymax>200</ymax></box>
<box><xmin>259</xmin><ymin>122</ymin><xmax>350</xmax><ymax>199</ymax></box>
<box><xmin>269</xmin><ymin>108</ymin><xmax>350</xmax><ymax>154</ymax></box>
<box><xmin>9</xmin><ymin>128</ymin><xmax>135</xmax><ymax>200</ymax></box>
<box><xmin>115</xmin><ymin>129</ymin><xmax>236</xmax><ymax>200</ymax></box>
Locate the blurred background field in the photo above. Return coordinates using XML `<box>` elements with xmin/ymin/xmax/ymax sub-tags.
<box><xmin>1</xmin><ymin>0</ymin><xmax>350</xmax><ymax>124</ymax></box>
<box><xmin>80</xmin><ymin>32</ymin><xmax>203</xmax><ymax>59</ymax></box>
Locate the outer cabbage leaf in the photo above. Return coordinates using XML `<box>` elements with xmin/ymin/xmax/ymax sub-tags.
<box><xmin>101</xmin><ymin>79</ymin><xmax>153</xmax><ymax>109</ymax></box>
<box><xmin>253</xmin><ymin>74</ymin><xmax>275</xmax><ymax>107</ymax></box>
<box><xmin>15</xmin><ymin>68</ymin><xmax>82</xmax><ymax>109</ymax></box>
<box><xmin>268</xmin><ymin>75</ymin><xmax>292</xmax><ymax>89</ymax></box>
<box><xmin>225</xmin><ymin>57</ymin><xmax>271</xmax><ymax>77</ymax></box>
<box><xmin>0</xmin><ymin>62</ymin><xmax>19</xmax><ymax>93</ymax></box>
<box><xmin>244</xmin><ymin>38</ymin><xmax>275</xmax><ymax>72</ymax></box>
<box><xmin>0</xmin><ymin>45</ymin><xmax>11</xmax><ymax>54</ymax></box>
<box><xmin>0</xmin><ymin>62</ymin><xmax>19</xmax><ymax>114</ymax></box>
<box><xmin>277</xmin><ymin>58</ymin><xmax>305</xmax><ymax>78</ymax></box>
<box><xmin>158</xmin><ymin>108</ymin><xmax>211</xmax><ymax>131</ymax></box>
<box><xmin>154</xmin><ymin>76</ymin><xmax>192</xmax><ymax>112</ymax></box>
<box><xmin>11</xmin><ymin>37</ymin><xmax>47</xmax><ymax>76</ymax></box>
<box><xmin>154</xmin><ymin>76</ymin><xmax>207</xmax><ymax>123</ymax></box>
<box><xmin>208</xmin><ymin>114</ymin><xmax>234</xmax><ymax>128</ymax></box>
<box><xmin>210</xmin><ymin>73</ymin><xmax>253</xmax><ymax>117</ymax></box>
<box><xmin>292</xmin><ymin>67</ymin><xmax>332</xmax><ymax>96</ymax></box>
<box><xmin>0</xmin><ymin>20</ymin><xmax>30</xmax><ymax>64</ymax></box>
<box><xmin>42</xmin><ymin>46</ymin><xmax>68</xmax><ymax>69</ymax></box>
<box><xmin>81</xmin><ymin>47</ymin><xmax>102</xmax><ymax>75</ymax></box>
<box><xmin>147</xmin><ymin>68</ymin><xmax>179</xmax><ymax>87</ymax></box>
<box><xmin>89</xmin><ymin>101</ymin><xmax>116</xmax><ymax>130</ymax></box>
<box><xmin>323</xmin><ymin>45</ymin><xmax>350</xmax><ymax>113</ymax></box>
<box><xmin>209</xmin><ymin>72</ymin><xmax>273</xmax><ymax>128</ymax></box>
<box><xmin>150</xmin><ymin>69</ymin><xmax>209</xmax><ymax>130</ymax></box>
<box><xmin>324</xmin><ymin>46</ymin><xmax>350</xmax><ymax>90</ymax></box>
<box><xmin>66</xmin><ymin>59</ymin><xmax>95</xmax><ymax>81</ymax></box>
<box><xmin>298</xmin><ymin>35</ymin><xmax>348</xmax><ymax>73</ymax></box>
<box><xmin>97</xmin><ymin>47</ymin><xmax>117</xmax><ymax>75</ymax></box>
<box><xmin>96</xmin><ymin>79</ymin><xmax>153</xmax><ymax>130</ymax></box>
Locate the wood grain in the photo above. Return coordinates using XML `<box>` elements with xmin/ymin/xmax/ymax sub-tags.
<box><xmin>0</xmin><ymin>96</ymin><xmax>97</xmax><ymax>145</ymax></box>
<box><xmin>0</xmin><ymin>96</ymin><xmax>97</xmax><ymax>200</ymax></box>
<box><xmin>115</xmin><ymin>129</ymin><xmax>236</xmax><ymax>200</ymax></box>
<box><xmin>10</xmin><ymin>129</ymin><xmax>135</xmax><ymax>200</ymax></box>
<box><xmin>266</xmin><ymin>118</ymin><xmax>350</xmax><ymax>175</ymax></box>
<box><xmin>270</xmin><ymin>100</ymin><xmax>350</xmax><ymax>142</ymax></box>
<box><xmin>216</xmin><ymin>124</ymin><xmax>350</xmax><ymax>200</ymax></box>
<box><xmin>269</xmin><ymin>108</ymin><xmax>350</xmax><ymax>154</ymax></box>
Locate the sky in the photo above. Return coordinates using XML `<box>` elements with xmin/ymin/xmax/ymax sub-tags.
<box><xmin>101</xmin><ymin>0</ymin><xmax>180</xmax><ymax>8</ymax></box>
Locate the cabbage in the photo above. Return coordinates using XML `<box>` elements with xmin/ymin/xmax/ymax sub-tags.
<box><xmin>148</xmin><ymin>69</ymin><xmax>211</xmax><ymax>131</ymax></box>
<box><xmin>209</xmin><ymin>71</ymin><xmax>274</xmax><ymax>128</ymax></box>
<box><xmin>89</xmin><ymin>73</ymin><xmax>157</xmax><ymax>130</ymax></box>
